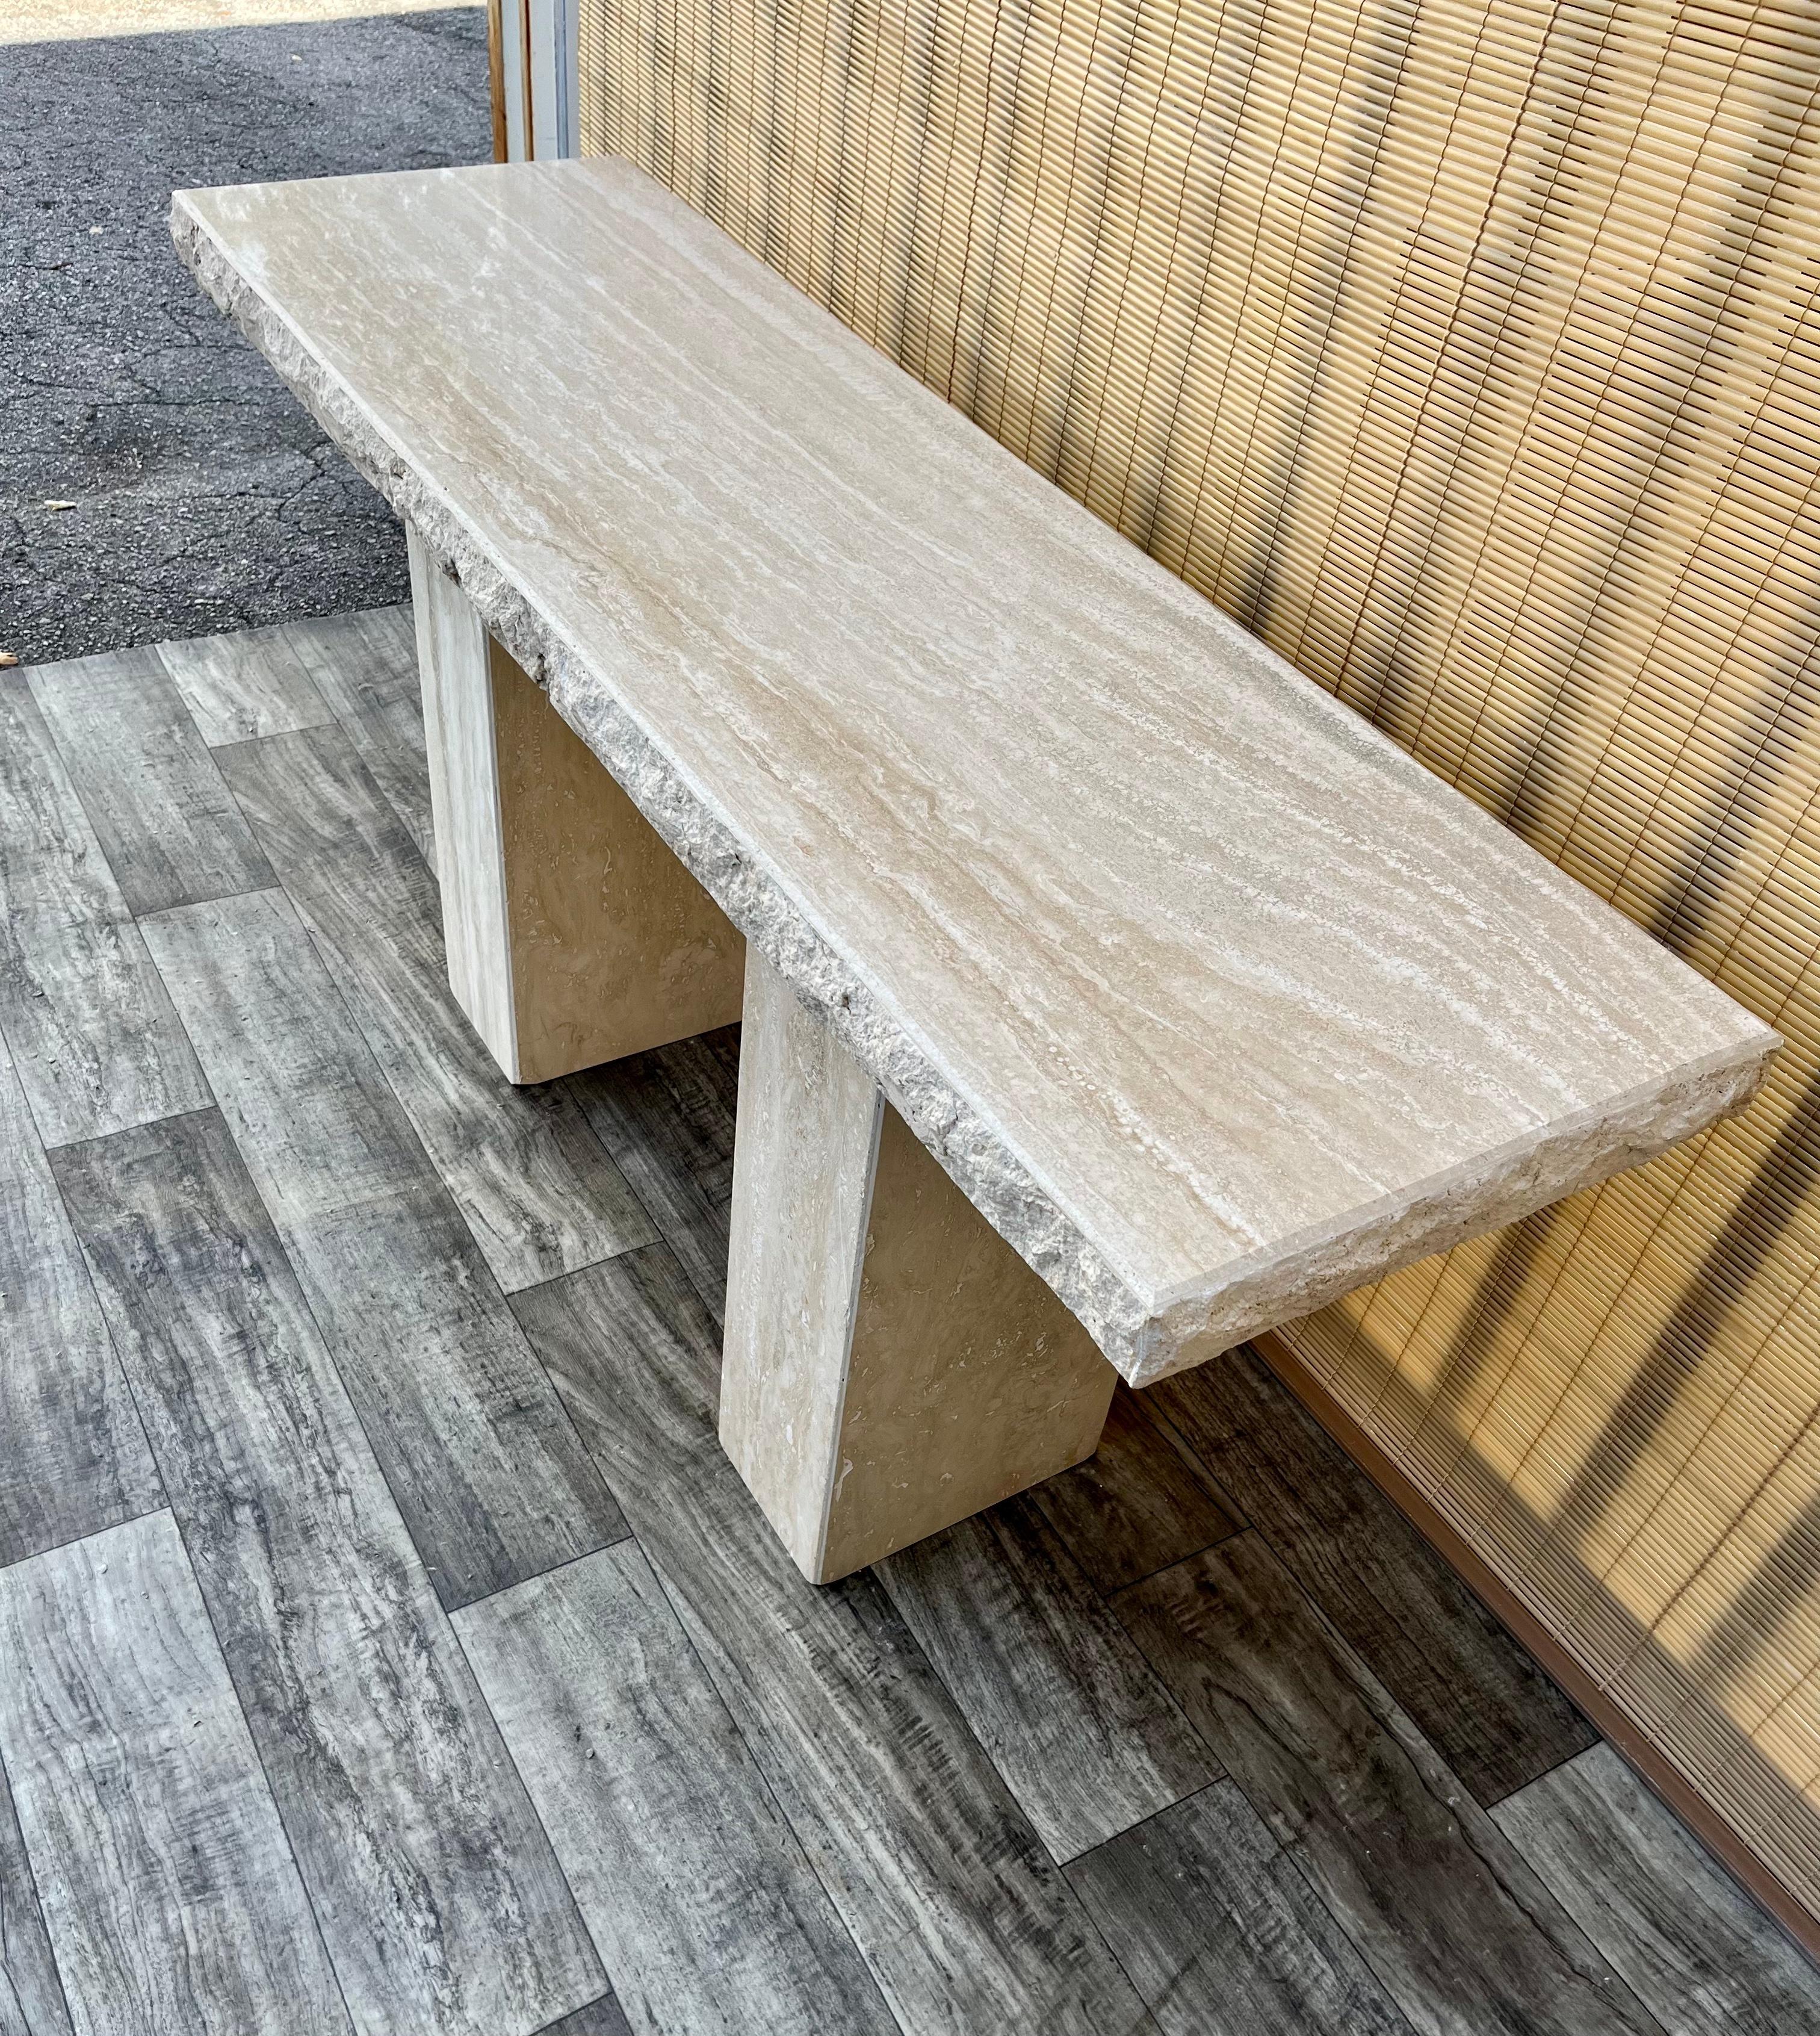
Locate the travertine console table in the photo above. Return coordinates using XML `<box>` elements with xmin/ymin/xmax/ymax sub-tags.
<box><xmin>175</xmin><ymin>159</ymin><xmax>1777</xmax><ymax>1583</ymax></box>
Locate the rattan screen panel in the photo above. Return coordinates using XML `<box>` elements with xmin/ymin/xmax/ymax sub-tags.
<box><xmin>575</xmin><ymin>0</ymin><xmax>1820</xmax><ymax>1911</ymax></box>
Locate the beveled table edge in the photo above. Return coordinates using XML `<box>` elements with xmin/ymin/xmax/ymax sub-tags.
<box><xmin>170</xmin><ymin>167</ymin><xmax>1781</xmax><ymax>1385</ymax></box>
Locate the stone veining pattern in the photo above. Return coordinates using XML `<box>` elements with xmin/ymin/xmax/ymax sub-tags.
<box><xmin>172</xmin><ymin>159</ymin><xmax>1777</xmax><ymax>1383</ymax></box>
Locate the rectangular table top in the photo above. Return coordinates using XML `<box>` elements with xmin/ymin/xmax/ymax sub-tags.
<box><xmin>174</xmin><ymin>158</ymin><xmax>1777</xmax><ymax>1385</ymax></box>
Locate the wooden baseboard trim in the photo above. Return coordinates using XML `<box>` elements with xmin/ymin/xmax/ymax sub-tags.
<box><xmin>1252</xmin><ymin>1329</ymin><xmax>1820</xmax><ymax>1964</ymax></box>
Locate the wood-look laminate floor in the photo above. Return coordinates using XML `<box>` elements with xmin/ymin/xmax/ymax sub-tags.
<box><xmin>1</xmin><ymin>609</ymin><xmax>1816</xmax><ymax>2036</ymax></box>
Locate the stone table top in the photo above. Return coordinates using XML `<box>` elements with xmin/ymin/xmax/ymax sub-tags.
<box><xmin>173</xmin><ymin>157</ymin><xmax>1777</xmax><ymax>1385</ymax></box>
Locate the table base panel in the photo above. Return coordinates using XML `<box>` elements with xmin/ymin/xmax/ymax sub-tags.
<box><xmin>722</xmin><ymin>950</ymin><xmax>1115</xmax><ymax>1583</ymax></box>
<box><xmin>410</xmin><ymin>526</ymin><xmax>745</xmax><ymax>1084</ymax></box>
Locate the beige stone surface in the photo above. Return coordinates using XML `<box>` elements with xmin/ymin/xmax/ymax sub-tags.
<box><xmin>722</xmin><ymin>952</ymin><xmax>1115</xmax><ymax>1583</ymax></box>
<box><xmin>6</xmin><ymin>0</ymin><xmax>461</xmax><ymax>43</ymax></box>
<box><xmin>410</xmin><ymin>528</ymin><xmax>516</xmax><ymax>1072</ymax></box>
<box><xmin>173</xmin><ymin>158</ymin><xmax>1779</xmax><ymax>1382</ymax></box>
<box><xmin>411</xmin><ymin>530</ymin><xmax>744</xmax><ymax>1082</ymax></box>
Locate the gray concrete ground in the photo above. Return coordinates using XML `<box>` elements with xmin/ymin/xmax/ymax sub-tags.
<box><xmin>1</xmin><ymin>8</ymin><xmax>489</xmax><ymax>664</ymax></box>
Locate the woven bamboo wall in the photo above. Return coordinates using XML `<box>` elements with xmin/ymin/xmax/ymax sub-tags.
<box><xmin>573</xmin><ymin>0</ymin><xmax>1820</xmax><ymax>1916</ymax></box>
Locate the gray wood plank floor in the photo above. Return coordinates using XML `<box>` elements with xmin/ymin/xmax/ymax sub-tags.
<box><xmin>0</xmin><ymin>1025</ymin><xmax>160</xmax><ymax>1568</ymax></box>
<box><xmin>0</xmin><ymin>612</ymin><xmax>1810</xmax><ymax>2036</ymax></box>
<box><xmin>28</xmin><ymin>647</ymin><xmax>276</xmax><ymax>916</ymax></box>
<box><xmin>572</xmin><ymin>1028</ymin><xmax>743</xmax><ymax>1320</ymax></box>
<box><xmin>534</xmin><ymin>1996</ymin><xmax>635</xmax><ymax>2036</ymax></box>
<box><xmin>1493</xmin><ymin>1743</ymin><xmax>1820</xmax><ymax>2034</ymax></box>
<box><xmin>1151</xmin><ymin>1343</ymin><xmax>1597</xmax><ymax>1806</ymax></box>
<box><xmin>1031</xmin><ymin>1384</ymin><xmax>1240</xmax><ymax>1595</ymax></box>
<box><xmin>280</xmin><ymin>607</ymin><xmax>437</xmax><ymax>873</ymax></box>
<box><xmin>140</xmin><ymin>887</ymin><xmax>626</xmax><ymax>1610</ymax></box>
<box><xmin>457</xmin><ymin>1540</ymin><xmax>894</xmax><ymax>2036</ymax></box>
<box><xmin>216</xmin><ymin>722</ymin><xmax>654</xmax><ymax>1293</ymax></box>
<box><xmin>1066</xmin><ymin>1783</ymin><xmax>1417</xmax><ymax>2035</ymax></box>
<box><xmin>514</xmin><ymin>1246</ymin><xmax>1154</xmax><ymax>2036</ymax></box>
<box><xmin>1113</xmin><ymin>1536</ymin><xmax>1658</xmax><ymax>2036</ymax></box>
<box><xmin>0</xmin><ymin>1512</ymin><xmax>350</xmax><ymax>2036</ymax></box>
<box><xmin>158</xmin><ymin>620</ymin><xmax>335</xmax><ymax>746</ymax></box>
<box><xmin>0</xmin><ymin>672</ymin><xmax>209</xmax><ymax>1147</ymax></box>
<box><xmin>52</xmin><ymin>1106</ymin><xmax>605</xmax><ymax>2036</ymax></box>
<box><xmin>0</xmin><ymin>1752</ymin><xmax>73</xmax><ymax>2036</ymax></box>
<box><xmin>878</xmin><ymin>1498</ymin><xmax>1219</xmax><ymax>1862</ymax></box>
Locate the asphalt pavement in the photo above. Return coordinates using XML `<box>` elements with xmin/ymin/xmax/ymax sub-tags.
<box><xmin>1</xmin><ymin>8</ymin><xmax>489</xmax><ymax>663</ymax></box>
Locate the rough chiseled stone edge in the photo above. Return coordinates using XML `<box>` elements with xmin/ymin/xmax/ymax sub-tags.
<box><xmin>1130</xmin><ymin>1035</ymin><xmax>1772</xmax><ymax>1386</ymax></box>
<box><xmin>167</xmin><ymin>191</ymin><xmax>1153</xmax><ymax>1368</ymax></box>
<box><xmin>171</xmin><ymin>188</ymin><xmax>1780</xmax><ymax>1386</ymax></box>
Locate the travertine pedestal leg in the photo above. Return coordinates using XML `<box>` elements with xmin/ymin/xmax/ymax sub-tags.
<box><xmin>721</xmin><ymin>951</ymin><xmax>1116</xmax><ymax>1583</ymax></box>
<box><xmin>409</xmin><ymin>529</ymin><xmax>745</xmax><ymax>1081</ymax></box>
